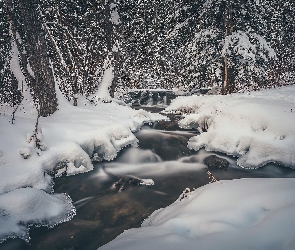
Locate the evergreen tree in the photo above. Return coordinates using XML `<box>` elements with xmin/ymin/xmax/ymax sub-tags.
<box><xmin>0</xmin><ymin>1</ymin><xmax>22</xmax><ymax>113</ymax></box>
<box><xmin>40</xmin><ymin>0</ymin><xmax>108</xmax><ymax>101</ymax></box>
<box><xmin>1</xmin><ymin>0</ymin><xmax>294</xmax><ymax>111</ymax></box>
<box><xmin>176</xmin><ymin>0</ymin><xmax>277</xmax><ymax>93</ymax></box>
<box><xmin>268</xmin><ymin>1</ymin><xmax>295</xmax><ymax>85</ymax></box>
<box><xmin>1</xmin><ymin>0</ymin><xmax>58</xmax><ymax>117</ymax></box>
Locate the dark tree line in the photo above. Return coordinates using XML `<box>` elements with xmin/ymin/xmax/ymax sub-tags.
<box><xmin>1</xmin><ymin>0</ymin><xmax>295</xmax><ymax>117</ymax></box>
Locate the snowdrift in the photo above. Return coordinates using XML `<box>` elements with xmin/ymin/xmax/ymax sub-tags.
<box><xmin>100</xmin><ymin>178</ymin><xmax>295</xmax><ymax>250</ymax></box>
<box><xmin>99</xmin><ymin>86</ymin><xmax>295</xmax><ymax>250</ymax></box>
<box><xmin>165</xmin><ymin>86</ymin><xmax>295</xmax><ymax>169</ymax></box>
<box><xmin>0</xmin><ymin>98</ymin><xmax>165</xmax><ymax>242</ymax></box>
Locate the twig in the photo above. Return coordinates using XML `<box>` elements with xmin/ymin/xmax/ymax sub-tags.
<box><xmin>207</xmin><ymin>170</ymin><xmax>218</xmax><ymax>183</ymax></box>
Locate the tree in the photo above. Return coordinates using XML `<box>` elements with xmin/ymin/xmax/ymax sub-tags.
<box><xmin>1</xmin><ymin>0</ymin><xmax>294</xmax><ymax>108</ymax></box>
<box><xmin>102</xmin><ymin>0</ymin><xmax>120</xmax><ymax>99</ymax></box>
<box><xmin>117</xmin><ymin>0</ymin><xmax>188</xmax><ymax>91</ymax></box>
<box><xmin>175</xmin><ymin>0</ymin><xmax>277</xmax><ymax>94</ymax></box>
<box><xmin>3</xmin><ymin>0</ymin><xmax>58</xmax><ymax>117</ymax></box>
<box><xmin>266</xmin><ymin>1</ymin><xmax>295</xmax><ymax>86</ymax></box>
<box><xmin>0</xmin><ymin>2</ymin><xmax>22</xmax><ymax>117</ymax></box>
<box><xmin>40</xmin><ymin>0</ymin><xmax>107</xmax><ymax>101</ymax></box>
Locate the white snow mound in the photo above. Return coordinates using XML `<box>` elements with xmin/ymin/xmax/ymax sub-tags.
<box><xmin>0</xmin><ymin>188</ymin><xmax>75</xmax><ymax>242</ymax></box>
<box><xmin>0</xmin><ymin>93</ymin><xmax>165</xmax><ymax>242</ymax></box>
<box><xmin>100</xmin><ymin>178</ymin><xmax>295</xmax><ymax>250</ymax></box>
<box><xmin>165</xmin><ymin>86</ymin><xmax>295</xmax><ymax>169</ymax></box>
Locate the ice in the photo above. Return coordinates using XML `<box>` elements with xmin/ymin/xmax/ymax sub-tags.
<box><xmin>100</xmin><ymin>178</ymin><xmax>295</xmax><ymax>250</ymax></box>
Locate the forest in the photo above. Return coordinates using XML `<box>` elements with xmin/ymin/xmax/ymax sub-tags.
<box><xmin>1</xmin><ymin>1</ymin><xmax>295</xmax><ymax>249</ymax></box>
<box><xmin>1</xmin><ymin>0</ymin><xmax>295</xmax><ymax>116</ymax></box>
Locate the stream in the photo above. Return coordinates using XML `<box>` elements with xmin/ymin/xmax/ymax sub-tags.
<box><xmin>1</xmin><ymin>106</ymin><xmax>295</xmax><ymax>250</ymax></box>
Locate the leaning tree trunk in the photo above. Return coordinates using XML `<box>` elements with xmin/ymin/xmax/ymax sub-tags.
<box><xmin>7</xmin><ymin>0</ymin><xmax>58</xmax><ymax>116</ymax></box>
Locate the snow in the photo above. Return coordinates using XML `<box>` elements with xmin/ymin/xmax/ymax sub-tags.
<box><xmin>7</xmin><ymin>23</ymin><xmax>37</xmax><ymax>119</ymax></box>
<box><xmin>0</xmin><ymin>82</ymin><xmax>165</xmax><ymax>242</ymax></box>
<box><xmin>92</xmin><ymin>55</ymin><xmax>114</xmax><ymax>102</ymax></box>
<box><xmin>110</xmin><ymin>2</ymin><xmax>121</xmax><ymax>25</ymax></box>
<box><xmin>223</xmin><ymin>31</ymin><xmax>276</xmax><ymax>62</ymax></box>
<box><xmin>182</xmin><ymin>27</ymin><xmax>276</xmax><ymax>90</ymax></box>
<box><xmin>100</xmin><ymin>178</ymin><xmax>295</xmax><ymax>250</ymax></box>
<box><xmin>128</xmin><ymin>88</ymin><xmax>173</xmax><ymax>92</ymax></box>
<box><xmin>140</xmin><ymin>179</ymin><xmax>154</xmax><ymax>186</ymax></box>
<box><xmin>164</xmin><ymin>86</ymin><xmax>295</xmax><ymax>169</ymax></box>
<box><xmin>2</xmin><ymin>38</ymin><xmax>295</xmax><ymax>250</ymax></box>
<box><xmin>0</xmin><ymin>188</ymin><xmax>75</xmax><ymax>242</ymax></box>
<box><xmin>98</xmin><ymin>85</ymin><xmax>295</xmax><ymax>250</ymax></box>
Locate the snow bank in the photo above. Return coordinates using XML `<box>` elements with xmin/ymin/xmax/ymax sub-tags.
<box><xmin>100</xmin><ymin>178</ymin><xmax>295</xmax><ymax>250</ymax></box>
<box><xmin>164</xmin><ymin>86</ymin><xmax>295</xmax><ymax>169</ymax></box>
<box><xmin>0</xmin><ymin>188</ymin><xmax>75</xmax><ymax>242</ymax></box>
<box><xmin>0</xmin><ymin>92</ymin><xmax>165</xmax><ymax>242</ymax></box>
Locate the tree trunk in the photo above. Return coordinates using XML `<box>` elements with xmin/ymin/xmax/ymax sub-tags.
<box><xmin>104</xmin><ymin>0</ymin><xmax>119</xmax><ymax>98</ymax></box>
<box><xmin>222</xmin><ymin>0</ymin><xmax>234</xmax><ymax>94</ymax></box>
<box><xmin>7</xmin><ymin>0</ymin><xmax>58</xmax><ymax>116</ymax></box>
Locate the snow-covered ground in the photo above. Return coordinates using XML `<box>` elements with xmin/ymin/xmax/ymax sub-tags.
<box><xmin>1</xmin><ymin>84</ymin><xmax>295</xmax><ymax>248</ymax></box>
<box><xmin>100</xmin><ymin>86</ymin><xmax>295</xmax><ymax>250</ymax></box>
<box><xmin>100</xmin><ymin>178</ymin><xmax>295</xmax><ymax>250</ymax></box>
<box><xmin>165</xmin><ymin>86</ymin><xmax>295</xmax><ymax>169</ymax></box>
<box><xmin>0</xmin><ymin>91</ymin><xmax>164</xmax><ymax>242</ymax></box>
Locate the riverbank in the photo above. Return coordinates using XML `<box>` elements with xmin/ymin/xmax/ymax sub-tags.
<box><xmin>0</xmin><ymin>93</ymin><xmax>165</xmax><ymax>243</ymax></box>
<box><xmin>3</xmin><ymin>126</ymin><xmax>295</xmax><ymax>250</ymax></box>
<box><xmin>100</xmin><ymin>178</ymin><xmax>295</xmax><ymax>250</ymax></box>
<box><xmin>100</xmin><ymin>85</ymin><xmax>295</xmax><ymax>250</ymax></box>
<box><xmin>1</xmin><ymin>85</ymin><xmax>295</xmax><ymax>249</ymax></box>
<box><xmin>165</xmin><ymin>85</ymin><xmax>295</xmax><ymax>169</ymax></box>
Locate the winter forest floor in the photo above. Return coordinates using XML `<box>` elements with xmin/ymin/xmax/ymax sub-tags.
<box><xmin>1</xmin><ymin>85</ymin><xmax>295</xmax><ymax>249</ymax></box>
<box><xmin>0</xmin><ymin>89</ymin><xmax>165</xmax><ymax>243</ymax></box>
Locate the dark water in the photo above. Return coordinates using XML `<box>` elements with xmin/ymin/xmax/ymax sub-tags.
<box><xmin>1</xmin><ymin>110</ymin><xmax>295</xmax><ymax>250</ymax></box>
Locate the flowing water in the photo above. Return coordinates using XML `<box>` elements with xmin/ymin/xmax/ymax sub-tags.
<box><xmin>1</xmin><ymin>107</ymin><xmax>295</xmax><ymax>250</ymax></box>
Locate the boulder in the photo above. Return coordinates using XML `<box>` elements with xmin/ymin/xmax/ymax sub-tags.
<box><xmin>204</xmin><ymin>155</ymin><xmax>229</xmax><ymax>170</ymax></box>
<box><xmin>114</xmin><ymin>176</ymin><xmax>142</xmax><ymax>192</ymax></box>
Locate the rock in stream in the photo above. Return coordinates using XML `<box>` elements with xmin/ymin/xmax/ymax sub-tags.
<box><xmin>204</xmin><ymin>155</ymin><xmax>229</xmax><ymax>170</ymax></box>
